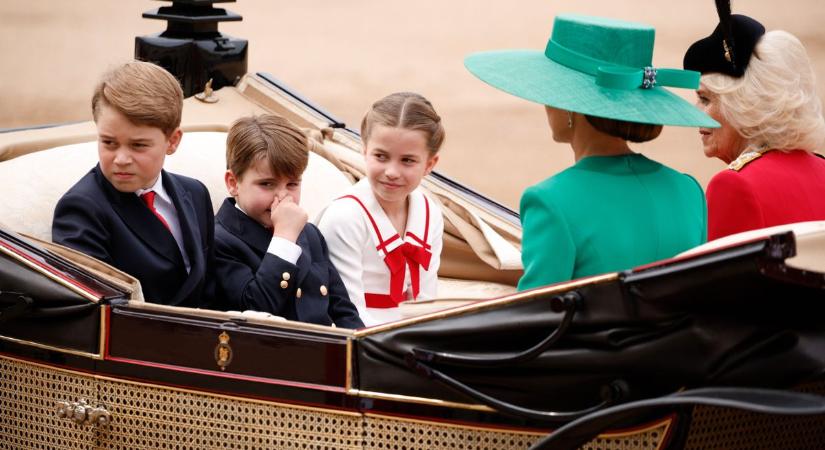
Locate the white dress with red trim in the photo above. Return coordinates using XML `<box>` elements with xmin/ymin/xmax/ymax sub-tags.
<box><xmin>317</xmin><ymin>179</ymin><xmax>443</xmax><ymax>326</ymax></box>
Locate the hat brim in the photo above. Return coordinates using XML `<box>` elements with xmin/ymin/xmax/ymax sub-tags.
<box><xmin>466</xmin><ymin>50</ymin><xmax>720</xmax><ymax>128</ymax></box>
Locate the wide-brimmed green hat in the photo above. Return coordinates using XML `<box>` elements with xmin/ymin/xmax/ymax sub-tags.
<box><xmin>465</xmin><ymin>14</ymin><xmax>720</xmax><ymax>128</ymax></box>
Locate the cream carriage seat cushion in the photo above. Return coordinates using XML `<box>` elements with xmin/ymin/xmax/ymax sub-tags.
<box><xmin>0</xmin><ymin>131</ymin><xmax>353</xmax><ymax>242</ymax></box>
<box><xmin>0</xmin><ymin>130</ymin><xmax>515</xmax><ymax>307</ymax></box>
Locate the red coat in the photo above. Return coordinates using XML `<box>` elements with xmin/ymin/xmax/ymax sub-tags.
<box><xmin>706</xmin><ymin>150</ymin><xmax>825</xmax><ymax>240</ymax></box>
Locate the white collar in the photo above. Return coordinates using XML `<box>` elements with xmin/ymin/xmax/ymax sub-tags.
<box><xmin>134</xmin><ymin>173</ymin><xmax>171</xmax><ymax>204</ymax></box>
<box><xmin>234</xmin><ymin>201</ymin><xmax>248</xmax><ymax>216</ymax></box>
<box><xmin>350</xmin><ymin>179</ymin><xmax>431</xmax><ymax>255</ymax></box>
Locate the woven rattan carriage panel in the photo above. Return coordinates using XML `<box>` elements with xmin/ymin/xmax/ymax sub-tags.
<box><xmin>1</xmin><ymin>354</ymin><xmax>672</xmax><ymax>450</ymax></box>
<box><xmin>683</xmin><ymin>382</ymin><xmax>825</xmax><ymax>450</ymax></box>
<box><xmin>582</xmin><ymin>428</ymin><xmax>669</xmax><ymax>450</ymax></box>
<box><xmin>0</xmin><ymin>356</ymin><xmax>98</xmax><ymax>450</ymax></box>
<box><xmin>96</xmin><ymin>378</ymin><xmax>363</xmax><ymax>450</ymax></box>
<box><xmin>363</xmin><ymin>414</ymin><xmax>669</xmax><ymax>450</ymax></box>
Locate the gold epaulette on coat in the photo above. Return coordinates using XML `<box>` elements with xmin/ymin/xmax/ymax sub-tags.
<box><xmin>727</xmin><ymin>151</ymin><xmax>763</xmax><ymax>171</ymax></box>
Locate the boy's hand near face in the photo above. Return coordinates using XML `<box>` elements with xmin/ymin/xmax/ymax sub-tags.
<box><xmin>270</xmin><ymin>195</ymin><xmax>307</xmax><ymax>243</ymax></box>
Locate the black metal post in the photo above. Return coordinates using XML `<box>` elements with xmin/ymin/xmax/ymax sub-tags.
<box><xmin>135</xmin><ymin>0</ymin><xmax>248</xmax><ymax>97</ymax></box>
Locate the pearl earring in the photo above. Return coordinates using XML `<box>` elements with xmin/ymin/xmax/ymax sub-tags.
<box><xmin>567</xmin><ymin>111</ymin><xmax>573</xmax><ymax>128</ymax></box>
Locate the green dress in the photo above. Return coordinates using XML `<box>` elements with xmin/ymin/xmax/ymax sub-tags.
<box><xmin>518</xmin><ymin>154</ymin><xmax>707</xmax><ymax>290</ymax></box>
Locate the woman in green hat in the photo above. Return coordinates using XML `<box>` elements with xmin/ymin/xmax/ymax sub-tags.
<box><xmin>465</xmin><ymin>14</ymin><xmax>718</xmax><ymax>289</ymax></box>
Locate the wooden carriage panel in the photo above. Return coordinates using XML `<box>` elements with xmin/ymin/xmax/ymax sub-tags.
<box><xmin>107</xmin><ymin>306</ymin><xmax>350</xmax><ymax>390</ymax></box>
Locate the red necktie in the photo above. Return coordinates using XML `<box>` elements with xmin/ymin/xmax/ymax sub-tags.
<box><xmin>140</xmin><ymin>191</ymin><xmax>171</xmax><ymax>231</ymax></box>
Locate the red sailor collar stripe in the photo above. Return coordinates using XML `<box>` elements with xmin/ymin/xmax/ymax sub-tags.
<box><xmin>337</xmin><ymin>180</ymin><xmax>432</xmax><ymax>255</ymax></box>
<box><xmin>336</xmin><ymin>181</ymin><xmax>433</xmax><ymax>307</ymax></box>
<box><xmin>336</xmin><ymin>194</ymin><xmax>393</xmax><ymax>257</ymax></box>
<box><xmin>405</xmin><ymin>191</ymin><xmax>431</xmax><ymax>250</ymax></box>
<box><xmin>335</xmin><ymin>192</ymin><xmax>433</xmax><ymax>255</ymax></box>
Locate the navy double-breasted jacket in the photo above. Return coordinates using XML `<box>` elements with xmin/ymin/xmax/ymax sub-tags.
<box><xmin>214</xmin><ymin>198</ymin><xmax>363</xmax><ymax>329</ymax></box>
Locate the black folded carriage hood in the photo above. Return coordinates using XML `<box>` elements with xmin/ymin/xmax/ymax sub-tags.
<box><xmin>0</xmin><ymin>228</ymin><xmax>129</xmax><ymax>356</ymax></box>
<box><xmin>355</xmin><ymin>231</ymin><xmax>825</xmax><ymax>424</ymax></box>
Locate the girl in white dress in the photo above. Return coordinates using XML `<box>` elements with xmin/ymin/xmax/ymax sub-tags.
<box><xmin>318</xmin><ymin>92</ymin><xmax>445</xmax><ymax>326</ymax></box>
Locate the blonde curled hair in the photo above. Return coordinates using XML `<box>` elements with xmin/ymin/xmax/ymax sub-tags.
<box><xmin>702</xmin><ymin>30</ymin><xmax>825</xmax><ymax>153</ymax></box>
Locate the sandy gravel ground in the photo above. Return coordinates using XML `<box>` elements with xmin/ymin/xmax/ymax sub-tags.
<box><xmin>1</xmin><ymin>0</ymin><xmax>823</xmax><ymax>208</ymax></box>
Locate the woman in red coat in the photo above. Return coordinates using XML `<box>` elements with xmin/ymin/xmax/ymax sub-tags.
<box><xmin>683</xmin><ymin>5</ymin><xmax>825</xmax><ymax>240</ymax></box>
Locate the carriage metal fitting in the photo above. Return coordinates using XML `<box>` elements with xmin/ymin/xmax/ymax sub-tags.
<box><xmin>56</xmin><ymin>399</ymin><xmax>111</xmax><ymax>428</ymax></box>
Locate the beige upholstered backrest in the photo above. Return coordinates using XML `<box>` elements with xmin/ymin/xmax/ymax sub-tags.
<box><xmin>0</xmin><ymin>129</ymin><xmax>517</xmax><ymax>304</ymax></box>
<box><xmin>0</xmin><ymin>131</ymin><xmax>353</xmax><ymax>242</ymax></box>
<box><xmin>679</xmin><ymin>220</ymin><xmax>825</xmax><ymax>273</ymax></box>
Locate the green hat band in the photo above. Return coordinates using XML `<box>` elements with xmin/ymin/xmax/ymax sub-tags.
<box><xmin>544</xmin><ymin>40</ymin><xmax>701</xmax><ymax>90</ymax></box>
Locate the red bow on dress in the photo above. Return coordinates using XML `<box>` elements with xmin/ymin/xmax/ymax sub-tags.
<box><xmin>383</xmin><ymin>242</ymin><xmax>432</xmax><ymax>303</ymax></box>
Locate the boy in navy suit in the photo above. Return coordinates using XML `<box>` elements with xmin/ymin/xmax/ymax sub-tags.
<box><xmin>52</xmin><ymin>61</ymin><xmax>218</xmax><ymax>308</ymax></box>
<box><xmin>216</xmin><ymin>115</ymin><xmax>363</xmax><ymax>328</ymax></box>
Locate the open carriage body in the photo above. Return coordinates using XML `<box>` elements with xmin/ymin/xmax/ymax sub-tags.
<box><xmin>2</xmin><ymin>5</ymin><xmax>825</xmax><ymax>448</ymax></box>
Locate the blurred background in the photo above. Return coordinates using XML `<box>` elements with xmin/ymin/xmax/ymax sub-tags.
<box><xmin>1</xmin><ymin>0</ymin><xmax>823</xmax><ymax>208</ymax></box>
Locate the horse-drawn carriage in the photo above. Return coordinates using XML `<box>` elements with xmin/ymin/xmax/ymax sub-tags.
<box><xmin>1</xmin><ymin>2</ymin><xmax>824</xmax><ymax>448</ymax></box>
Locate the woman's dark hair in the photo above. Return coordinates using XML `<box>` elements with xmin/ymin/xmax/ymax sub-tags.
<box><xmin>584</xmin><ymin>115</ymin><xmax>663</xmax><ymax>143</ymax></box>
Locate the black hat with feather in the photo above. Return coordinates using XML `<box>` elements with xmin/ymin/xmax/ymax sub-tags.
<box><xmin>683</xmin><ymin>0</ymin><xmax>766</xmax><ymax>77</ymax></box>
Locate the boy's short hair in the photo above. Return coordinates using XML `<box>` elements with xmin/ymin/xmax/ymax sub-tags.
<box><xmin>226</xmin><ymin>115</ymin><xmax>309</xmax><ymax>180</ymax></box>
<box><xmin>91</xmin><ymin>60</ymin><xmax>183</xmax><ymax>136</ymax></box>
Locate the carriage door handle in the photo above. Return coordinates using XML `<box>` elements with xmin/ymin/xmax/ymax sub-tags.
<box><xmin>56</xmin><ymin>399</ymin><xmax>111</xmax><ymax>428</ymax></box>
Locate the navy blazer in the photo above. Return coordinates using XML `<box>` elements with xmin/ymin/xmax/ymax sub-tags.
<box><xmin>52</xmin><ymin>165</ymin><xmax>219</xmax><ymax>308</ymax></box>
<box><xmin>214</xmin><ymin>198</ymin><xmax>363</xmax><ymax>329</ymax></box>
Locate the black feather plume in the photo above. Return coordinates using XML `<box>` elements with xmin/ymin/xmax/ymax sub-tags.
<box><xmin>715</xmin><ymin>0</ymin><xmax>736</xmax><ymax>66</ymax></box>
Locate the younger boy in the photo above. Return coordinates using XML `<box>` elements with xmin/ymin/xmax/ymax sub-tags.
<box><xmin>215</xmin><ymin>115</ymin><xmax>363</xmax><ymax>328</ymax></box>
<box><xmin>52</xmin><ymin>61</ymin><xmax>218</xmax><ymax>308</ymax></box>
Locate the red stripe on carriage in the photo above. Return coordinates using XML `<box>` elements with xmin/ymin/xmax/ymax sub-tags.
<box><xmin>0</xmin><ymin>239</ymin><xmax>104</xmax><ymax>300</ymax></box>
